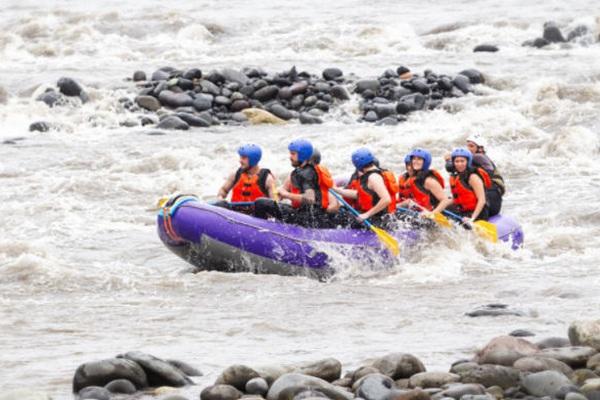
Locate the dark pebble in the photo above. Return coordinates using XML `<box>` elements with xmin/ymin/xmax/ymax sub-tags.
<box><xmin>253</xmin><ymin>79</ymin><xmax>268</xmax><ymax>90</ymax></box>
<box><xmin>270</xmin><ymin>104</ymin><xmax>294</xmax><ymax>120</ymax></box>
<box><xmin>177</xmin><ymin>79</ymin><xmax>194</xmax><ymax>91</ymax></box>
<box><xmin>221</xmin><ymin>88</ymin><xmax>232</xmax><ymax>98</ymax></box>
<box><xmin>37</xmin><ymin>90</ymin><xmax>64</xmax><ymax>107</ymax></box>
<box><xmin>361</xmin><ymin>89</ymin><xmax>376</xmax><ymax>99</ymax></box>
<box><xmin>278</xmin><ymin>87</ymin><xmax>293</xmax><ymax>101</ymax></box>
<box><xmin>157</xmin><ymin>115</ymin><xmax>189</xmax><ymax>130</ymax></box>
<box><xmin>105</xmin><ymin>379</ymin><xmax>137</xmax><ymax>394</ymax></box>
<box><xmin>459</xmin><ymin>69</ymin><xmax>485</xmax><ymax>84</ymax></box>
<box><xmin>29</xmin><ymin>121</ymin><xmax>50</xmax><ymax>132</ymax></box>
<box><xmin>152</xmin><ymin>81</ymin><xmax>168</xmax><ymax>97</ymax></box>
<box><xmin>177</xmin><ymin>112</ymin><xmax>211</xmax><ymax>127</ymax></box>
<box><xmin>299</xmin><ymin>112</ymin><xmax>323</xmax><ymax>124</ymax></box>
<box><xmin>214</xmin><ymin>96</ymin><xmax>232</xmax><ymax>106</ymax></box>
<box><xmin>398</xmin><ymin>93</ymin><xmax>426</xmax><ymax>111</ymax></box>
<box><xmin>374</xmin><ymin>103</ymin><xmax>396</xmax><ymax>118</ymax></box>
<box><xmin>412</xmin><ymin>79</ymin><xmax>431</xmax><ymax>95</ymax></box>
<box><xmin>364</xmin><ymin>110</ymin><xmax>378</xmax><ymax>122</ymax></box>
<box><xmin>314</xmin><ymin>100</ymin><xmax>329</xmax><ymax>112</ymax></box>
<box><xmin>330</xmin><ymin>85</ymin><xmax>350</xmax><ymax>101</ymax></box>
<box><xmin>205</xmin><ymin>71</ymin><xmax>226</xmax><ymax>85</ymax></box>
<box><xmin>375</xmin><ymin>117</ymin><xmax>399</xmax><ymax>126</ymax></box>
<box><xmin>230</xmin><ymin>100</ymin><xmax>251</xmax><ymax>112</ymax></box>
<box><xmin>397</xmin><ymin>66</ymin><xmax>411</xmax><ymax>76</ymax></box>
<box><xmin>567</xmin><ymin>25</ymin><xmax>588</xmax><ymax>42</ymax></box>
<box><xmin>245</xmin><ymin>377</ymin><xmax>268</xmax><ymax>396</ymax></box>
<box><xmin>383</xmin><ymin>69</ymin><xmax>398</xmax><ymax>78</ymax></box>
<box><xmin>510</xmin><ymin>330</ymin><xmax>535</xmax><ymax>337</ymax></box>
<box><xmin>473</xmin><ymin>44</ymin><xmax>499</xmax><ymax>52</ymax></box>
<box><xmin>290</xmin><ymin>81</ymin><xmax>309</xmax><ymax>95</ymax></box>
<box><xmin>290</xmin><ymin>95</ymin><xmax>304</xmax><ymax>109</ymax></box>
<box><xmin>303</xmin><ymin>95</ymin><xmax>318</xmax><ymax>107</ymax></box>
<box><xmin>392</xmin><ymin>87</ymin><xmax>412</xmax><ymax>100</ymax></box>
<box><xmin>220</xmin><ymin>68</ymin><xmax>249</xmax><ymax>85</ymax></box>
<box><xmin>453</xmin><ymin>75</ymin><xmax>472</xmax><ymax>93</ymax></box>
<box><xmin>192</xmin><ymin>94</ymin><xmax>213</xmax><ymax>112</ymax></box>
<box><xmin>159</xmin><ymin>91</ymin><xmax>194</xmax><ymax>108</ymax></box>
<box><xmin>543</xmin><ymin>21</ymin><xmax>566</xmax><ymax>43</ymax></box>
<box><xmin>135</xmin><ymin>95</ymin><xmax>161</xmax><ymax>111</ymax></box>
<box><xmin>532</xmin><ymin>38</ymin><xmax>550</xmax><ymax>48</ymax></box>
<box><xmin>183</xmin><ymin>68</ymin><xmax>202</xmax><ymax>80</ymax></box>
<box><xmin>151</xmin><ymin>68</ymin><xmax>173</xmax><ymax>81</ymax></box>
<box><xmin>200</xmin><ymin>80</ymin><xmax>221</xmax><ymax>96</ymax></box>
<box><xmin>355</xmin><ymin>80</ymin><xmax>381</xmax><ymax>93</ymax></box>
<box><xmin>133</xmin><ymin>71</ymin><xmax>147</xmax><ymax>81</ymax></box>
<box><xmin>315</xmin><ymin>82</ymin><xmax>331</xmax><ymax>93</ymax></box>
<box><xmin>140</xmin><ymin>116</ymin><xmax>156</xmax><ymax>126</ymax></box>
<box><xmin>323</xmin><ymin>67</ymin><xmax>343</xmax><ymax>80</ymax></box>
<box><xmin>78</xmin><ymin>386</ymin><xmax>111</xmax><ymax>400</ymax></box>
<box><xmin>240</xmin><ymin>85</ymin><xmax>255</xmax><ymax>97</ymax></box>
<box><xmin>253</xmin><ymin>85</ymin><xmax>279</xmax><ymax>101</ymax></box>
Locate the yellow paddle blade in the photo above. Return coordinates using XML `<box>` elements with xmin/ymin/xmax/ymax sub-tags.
<box><xmin>432</xmin><ymin>213</ymin><xmax>453</xmax><ymax>228</ymax></box>
<box><xmin>371</xmin><ymin>226</ymin><xmax>400</xmax><ymax>256</ymax></box>
<box><xmin>157</xmin><ymin>196</ymin><xmax>169</xmax><ymax>208</ymax></box>
<box><xmin>473</xmin><ymin>220</ymin><xmax>498</xmax><ymax>243</ymax></box>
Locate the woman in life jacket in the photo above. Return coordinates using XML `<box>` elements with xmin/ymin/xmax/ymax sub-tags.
<box><xmin>443</xmin><ymin>147</ymin><xmax>492</xmax><ymax>223</ymax></box>
<box><xmin>331</xmin><ymin>148</ymin><xmax>395</xmax><ymax>228</ymax></box>
<box><xmin>397</xmin><ymin>153</ymin><xmax>414</xmax><ymax>203</ymax></box>
<box><xmin>216</xmin><ymin>144</ymin><xmax>276</xmax><ymax>211</ymax></box>
<box><xmin>398</xmin><ymin>148</ymin><xmax>448</xmax><ymax>216</ymax></box>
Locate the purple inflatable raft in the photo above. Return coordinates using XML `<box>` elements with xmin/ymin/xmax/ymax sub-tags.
<box><xmin>157</xmin><ymin>196</ymin><xmax>524</xmax><ymax>279</ymax></box>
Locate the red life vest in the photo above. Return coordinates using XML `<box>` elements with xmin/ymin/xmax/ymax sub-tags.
<box><xmin>290</xmin><ymin>164</ymin><xmax>333</xmax><ymax>209</ymax></box>
<box><xmin>397</xmin><ymin>172</ymin><xmax>411</xmax><ymax>202</ymax></box>
<box><xmin>356</xmin><ymin>169</ymin><xmax>397</xmax><ymax>214</ymax></box>
<box><xmin>407</xmin><ymin>169</ymin><xmax>445</xmax><ymax>211</ymax></box>
<box><xmin>230</xmin><ymin>168</ymin><xmax>271</xmax><ymax>202</ymax></box>
<box><xmin>344</xmin><ymin>171</ymin><xmax>360</xmax><ymax>208</ymax></box>
<box><xmin>450</xmin><ymin>167</ymin><xmax>492</xmax><ymax>212</ymax></box>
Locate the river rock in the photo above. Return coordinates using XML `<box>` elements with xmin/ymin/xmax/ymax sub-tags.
<box><xmin>267</xmin><ymin>373</ymin><xmax>353</xmax><ymax>400</ymax></box>
<box><xmin>372</xmin><ymin>353</ymin><xmax>426</xmax><ymax>380</ymax></box>
<box><xmin>221</xmin><ymin>68</ymin><xmax>249</xmax><ymax>85</ymax></box>
<box><xmin>295</xmin><ymin>358</ymin><xmax>342</xmax><ymax>383</ymax></box>
<box><xmin>78</xmin><ymin>386</ymin><xmax>111</xmax><ymax>400</ymax></box>
<box><xmin>183</xmin><ymin>68</ymin><xmax>203</xmax><ymax>80</ymax></box>
<box><xmin>569</xmin><ymin>321</ymin><xmax>600</xmax><ymax>350</ymax></box>
<box><xmin>438</xmin><ymin>384</ymin><xmax>485</xmax><ymax>399</ymax></box>
<box><xmin>241</xmin><ymin>108</ymin><xmax>285</xmax><ymax>124</ymax></box>
<box><xmin>453</xmin><ymin>75</ymin><xmax>472</xmax><ymax>93</ymax></box>
<box><xmin>166</xmin><ymin>359</ymin><xmax>203</xmax><ymax>377</ymax></box>
<box><xmin>408</xmin><ymin>372</ymin><xmax>460</xmax><ymax>388</ymax></box>
<box><xmin>133</xmin><ymin>71</ymin><xmax>146</xmax><ymax>81</ymax></box>
<box><xmin>314</xmin><ymin>100</ymin><xmax>329</xmax><ymax>112</ymax></box>
<box><xmin>411</xmin><ymin>79</ymin><xmax>430</xmax><ymax>95</ymax></box>
<box><xmin>157</xmin><ymin>115</ymin><xmax>190</xmax><ymax>130</ymax></box>
<box><xmin>29</xmin><ymin>121</ymin><xmax>51</xmax><ymax>132</ymax></box>
<box><xmin>567</xmin><ymin>25</ymin><xmax>589</xmax><ymax>42</ymax></box>
<box><xmin>531</xmin><ymin>38</ymin><xmax>550</xmax><ymax>48</ymax></box>
<box><xmin>513</xmin><ymin>356</ymin><xmax>573</xmax><ymax>375</ymax></box>
<box><xmin>354</xmin><ymin>374</ymin><xmax>394</xmax><ymax>400</ymax></box>
<box><xmin>538</xmin><ymin>347</ymin><xmax>598</xmax><ymax>368</ymax></box>
<box><xmin>323</xmin><ymin>68</ymin><xmax>343</xmax><ymax>81</ymax></box>
<box><xmin>397</xmin><ymin>93</ymin><xmax>425</xmax><ymax>112</ymax></box>
<box><xmin>373</xmin><ymin>103</ymin><xmax>397</xmax><ymax>118</ymax></box>
<box><xmin>356</xmin><ymin>80</ymin><xmax>381</xmax><ymax>94</ymax></box>
<box><xmin>375</xmin><ymin>117</ymin><xmax>399</xmax><ymax>126</ymax></box>
<box><xmin>581</xmin><ymin>379</ymin><xmax>600</xmax><ymax>394</ymax></box>
<box><xmin>476</xmin><ymin>336</ymin><xmax>539</xmax><ymax>366</ymax></box>
<box><xmin>459</xmin><ymin>69</ymin><xmax>485</xmax><ymax>85</ymax></box>
<box><xmin>201</xmin><ymin>385</ymin><xmax>243</xmax><ymax>400</ymax></box>
<box><xmin>450</xmin><ymin>361</ymin><xmax>478</xmax><ymax>374</ymax></box>
<box><xmin>572</xmin><ymin>369</ymin><xmax>599</xmax><ymax>385</ymax></box>
<box><xmin>253</xmin><ymin>85</ymin><xmax>279</xmax><ymax>102</ymax></box>
<box><xmin>192</xmin><ymin>94</ymin><xmax>213</xmax><ymax>111</ymax></box>
<box><xmin>521</xmin><ymin>370</ymin><xmax>572</xmax><ymax>397</ymax></box>
<box><xmin>37</xmin><ymin>90</ymin><xmax>64</xmax><ymax>107</ymax></box>
<box><xmin>270</xmin><ymin>104</ymin><xmax>294</xmax><ymax>120</ymax></box>
<box><xmin>230</xmin><ymin>100</ymin><xmax>250</xmax><ymax>112</ymax></box>
<box><xmin>473</xmin><ymin>45</ymin><xmax>499</xmax><ymax>53</ymax></box>
<box><xmin>330</xmin><ymin>85</ymin><xmax>350</xmax><ymax>101</ymax></box>
<box><xmin>510</xmin><ymin>330</ymin><xmax>535</xmax><ymax>337</ymax></box>
<box><xmin>388</xmin><ymin>388</ymin><xmax>431</xmax><ymax>400</ymax></box>
<box><xmin>299</xmin><ymin>112</ymin><xmax>322</xmax><ymax>124</ymax></box>
<box><xmin>159</xmin><ymin>91</ymin><xmax>193</xmax><ymax>108</ymax></box>
<box><xmin>152</xmin><ymin>67</ymin><xmax>174</xmax><ymax>81</ymax></box>
<box><xmin>104</xmin><ymin>379</ymin><xmax>137</xmax><ymax>394</ymax></box>
<box><xmin>363</xmin><ymin>110</ymin><xmax>378</xmax><ymax>122</ymax></box>
<box><xmin>216</xmin><ymin>365</ymin><xmax>261</xmax><ymax>391</ymax></box>
<box><xmin>588</xmin><ymin>354</ymin><xmax>600</xmax><ymax>372</ymax></box>
<box><xmin>176</xmin><ymin>112</ymin><xmax>211</xmax><ymax>127</ymax></box>
<box><xmin>73</xmin><ymin>358</ymin><xmax>148</xmax><ymax>392</ymax></box>
<box><xmin>554</xmin><ymin>385</ymin><xmax>581</xmax><ymax>400</ymax></box>
<box><xmin>120</xmin><ymin>352</ymin><xmax>192</xmax><ymax>387</ymax></box>
<box><xmin>456</xmin><ymin>365</ymin><xmax>519</xmax><ymax>389</ymax></box>
<box><xmin>566</xmin><ymin>393</ymin><xmax>588</xmax><ymax>400</ymax></box>
<box><xmin>57</xmin><ymin>77</ymin><xmax>83</xmax><ymax>97</ymax></box>
<box><xmin>136</xmin><ymin>95</ymin><xmax>161</xmax><ymax>111</ymax></box>
<box><xmin>214</xmin><ymin>96</ymin><xmax>232</xmax><ymax>106</ymax></box>
<box><xmin>201</xmin><ymin>80</ymin><xmax>221</xmax><ymax>96</ymax></box>
<box><xmin>465</xmin><ymin>304</ymin><xmax>525</xmax><ymax>317</ymax></box>
<box><xmin>246</xmin><ymin>377</ymin><xmax>269</xmax><ymax>396</ymax></box>
<box><xmin>536</xmin><ymin>337</ymin><xmax>571</xmax><ymax>349</ymax></box>
<box><xmin>543</xmin><ymin>21</ymin><xmax>566</xmax><ymax>43</ymax></box>
<box><xmin>177</xmin><ymin>78</ymin><xmax>194</xmax><ymax>91</ymax></box>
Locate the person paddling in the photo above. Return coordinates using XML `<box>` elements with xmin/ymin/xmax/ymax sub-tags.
<box><xmin>397</xmin><ymin>153</ymin><xmax>414</xmax><ymax>203</ymax></box>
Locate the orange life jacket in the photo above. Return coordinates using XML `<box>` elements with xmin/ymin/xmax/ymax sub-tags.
<box><xmin>231</xmin><ymin>168</ymin><xmax>271</xmax><ymax>202</ymax></box>
<box><xmin>344</xmin><ymin>171</ymin><xmax>360</xmax><ymax>208</ymax></box>
<box><xmin>397</xmin><ymin>172</ymin><xmax>411</xmax><ymax>202</ymax></box>
<box><xmin>290</xmin><ymin>164</ymin><xmax>333</xmax><ymax>209</ymax></box>
<box><xmin>356</xmin><ymin>169</ymin><xmax>397</xmax><ymax>214</ymax></box>
<box><xmin>450</xmin><ymin>167</ymin><xmax>492</xmax><ymax>212</ymax></box>
<box><xmin>406</xmin><ymin>169</ymin><xmax>445</xmax><ymax>211</ymax></box>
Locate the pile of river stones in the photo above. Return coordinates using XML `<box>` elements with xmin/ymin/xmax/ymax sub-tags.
<box><xmin>522</xmin><ymin>21</ymin><xmax>595</xmax><ymax>49</ymax></box>
<box><xmin>62</xmin><ymin>320</ymin><xmax>600</xmax><ymax>400</ymax></box>
<box><xmin>30</xmin><ymin>65</ymin><xmax>486</xmax><ymax>132</ymax></box>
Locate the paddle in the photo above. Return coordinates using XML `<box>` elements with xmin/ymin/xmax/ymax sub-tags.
<box><xmin>442</xmin><ymin>210</ymin><xmax>498</xmax><ymax>243</ymax></box>
<box><xmin>398</xmin><ymin>203</ymin><xmax>452</xmax><ymax>228</ymax></box>
<box><xmin>329</xmin><ymin>189</ymin><xmax>400</xmax><ymax>256</ymax></box>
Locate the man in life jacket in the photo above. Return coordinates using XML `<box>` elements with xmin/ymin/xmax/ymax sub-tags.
<box><xmin>398</xmin><ymin>148</ymin><xmax>448</xmax><ymax>216</ymax></box>
<box><xmin>397</xmin><ymin>153</ymin><xmax>413</xmax><ymax>203</ymax></box>
<box><xmin>216</xmin><ymin>144</ymin><xmax>276</xmax><ymax>210</ymax></box>
<box><xmin>443</xmin><ymin>147</ymin><xmax>492</xmax><ymax>223</ymax></box>
<box><xmin>445</xmin><ymin>133</ymin><xmax>505</xmax><ymax>217</ymax></box>
<box><xmin>331</xmin><ymin>148</ymin><xmax>397</xmax><ymax>228</ymax></box>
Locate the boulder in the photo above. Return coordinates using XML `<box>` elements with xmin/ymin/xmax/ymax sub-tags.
<box><xmin>104</xmin><ymin>379</ymin><xmax>137</xmax><ymax>394</ymax></box>
<box><xmin>581</xmin><ymin>379</ymin><xmax>600</xmax><ymax>394</ymax></box>
<box><xmin>267</xmin><ymin>373</ymin><xmax>353</xmax><ymax>400</ymax></box>
<box><xmin>513</xmin><ymin>356</ymin><xmax>573</xmax><ymax>375</ymax></box>
<box><xmin>569</xmin><ymin>320</ymin><xmax>600</xmax><ymax>351</ymax></box>
<box><xmin>136</xmin><ymin>95</ymin><xmax>161</xmax><ymax>111</ymax></box>
<box><xmin>322</xmin><ymin>68</ymin><xmax>343</xmax><ymax>81</ymax></box>
<box><xmin>456</xmin><ymin>365</ymin><xmax>519</xmax><ymax>389</ymax></box>
<box><xmin>354</xmin><ymin>374</ymin><xmax>394</xmax><ymax>400</ymax></box>
<box><xmin>57</xmin><ymin>77</ymin><xmax>83</xmax><ymax>97</ymax></box>
<box><xmin>216</xmin><ymin>365</ymin><xmax>261</xmax><ymax>392</ymax></box>
<box><xmin>241</xmin><ymin>108</ymin><xmax>286</xmax><ymax>124</ymax></box>
<box><xmin>166</xmin><ymin>359</ymin><xmax>203</xmax><ymax>377</ymax></box>
<box><xmin>158</xmin><ymin>91</ymin><xmax>194</xmax><ymax>108</ymax></box>
<box><xmin>475</xmin><ymin>336</ymin><xmax>539</xmax><ymax>366</ymax></box>
<box><xmin>387</xmin><ymin>389</ymin><xmax>431</xmax><ymax>400</ymax></box>
<box><xmin>201</xmin><ymin>385</ymin><xmax>243</xmax><ymax>400</ymax></box>
<box><xmin>588</xmin><ymin>354</ymin><xmax>600</xmax><ymax>372</ymax></box>
<box><xmin>473</xmin><ymin>45</ymin><xmax>499</xmax><ymax>53</ymax></box>
<box><xmin>29</xmin><ymin>121</ymin><xmax>51</xmax><ymax>132</ymax></box>
<box><xmin>253</xmin><ymin>85</ymin><xmax>279</xmax><ymax>102</ymax></box>
<box><xmin>437</xmin><ymin>384</ymin><xmax>485</xmax><ymax>399</ymax></box>
<box><xmin>220</xmin><ymin>68</ymin><xmax>249</xmax><ymax>85</ymax></box>
<box><xmin>120</xmin><ymin>351</ymin><xmax>192</xmax><ymax>387</ymax></box>
<box><xmin>371</xmin><ymin>353</ymin><xmax>426</xmax><ymax>380</ymax></box>
<box><xmin>157</xmin><ymin>116</ymin><xmax>190</xmax><ymax>130</ymax></box>
<box><xmin>536</xmin><ymin>337</ymin><xmax>571</xmax><ymax>349</ymax></box>
<box><xmin>246</xmin><ymin>377</ymin><xmax>269</xmax><ymax>396</ymax></box>
<box><xmin>543</xmin><ymin>21</ymin><xmax>566</xmax><ymax>43</ymax></box>
<box><xmin>453</xmin><ymin>75</ymin><xmax>472</xmax><ymax>93</ymax></box>
<box><xmin>521</xmin><ymin>370</ymin><xmax>572</xmax><ymax>397</ymax></box>
<box><xmin>408</xmin><ymin>372</ymin><xmax>460</xmax><ymax>388</ymax></box>
<box><xmin>73</xmin><ymin>358</ymin><xmax>148</xmax><ymax>392</ymax></box>
<box><xmin>78</xmin><ymin>386</ymin><xmax>111</xmax><ymax>400</ymax></box>
<box><xmin>269</xmin><ymin>104</ymin><xmax>294</xmax><ymax>121</ymax></box>
<box><xmin>458</xmin><ymin>69</ymin><xmax>485</xmax><ymax>85</ymax></box>
<box><xmin>537</xmin><ymin>347</ymin><xmax>598</xmax><ymax>368</ymax></box>
<box><xmin>295</xmin><ymin>358</ymin><xmax>342</xmax><ymax>383</ymax></box>
<box><xmin>355</xmin><ymin>80</ymin><xmax>381</xmax><ymax>94</ymax></box>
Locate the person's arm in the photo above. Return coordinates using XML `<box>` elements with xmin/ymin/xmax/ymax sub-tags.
<box><xmin>217</xmin><ymin>172</ymin><xmax>236</xmax><ymax>200</ymax></box>
<box><xmin>468</xmin><ymin>174</ymin><xmax>486</xmax><ymax>221</ymax></box>
<box><xmin>358</xmin><ymin>174</ymin><xmax>390</xmax><ymax>221</ymax></box>
<box><xmin>278</xmin><ymin>177</ymin><xmax>316</xmax><ymax>205</ymax></box>
<box><xmin>426</xmin><ymin>177</ymin><xmax>451</xmax><ymax>214</ymax></box>
<box><xmin>265</xmin><ymin>174</ymin><xmax>278</xmax><ymax>200</ymax></box>
<box><xmin>331</xmin><ymin>186</ymin><xmax>358</xmax><ymax>199</ymax></box>
<box><xmin>326</xmin><ymin>192</ymin><xmax>340</xmax><ymax>213</ymax></box>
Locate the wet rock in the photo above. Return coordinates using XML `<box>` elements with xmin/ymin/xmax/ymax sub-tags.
<box><xmin>521</xmin><ymin>370</ymin><xmax>572</xmax><ymax>397</ymax></box>
<box><xmin>303</xmin><ymin>95</ymin><xmax>318</xmax><ymax>107</ymax></box>
<box><xmin>177</xmin><ymin>78</ymin><xmax>194</xmax><ymax>91</ymax></box>
<box><xmin>183</xmin><ymin>68</ymin><xmax>203</xmax><ymax>80</ymax></box>
<box><xmin>531</xmin><ymin>38</ymin><xmax>550</xmax><ymax>48</ymax></box>
<box><xmin>375</xmin><ymin>117</ymin><xmax>399</xmax><ymax>126</ymax></box>
<box><xmin>351</xmin><ymin>367</ymin><xmax>381</xmax><ymax>384</ymax></box>
<box><xmin>253</xmin><ymin>85</ymin><xmax>279</xmax><ymax>102</ymax></box>
<box><xmin>323</xmin><ymin>68</ymin><xmax>343</xmax><ymax>81</ymax></box>
<box><xmin>295</xmin><ymin>358</ymin><xmax>342</xmax><ymax>383</ymax></box>
<box><xmin>221</xmin><ymin>68</ymin><xmax>249</xmax><ymax>85</ymax></box>
<box><xmin>121</xmin><ymin>352</ymin><xmax>192</xmax><ymax>387</ymax></box>
<box><xmin>267</xmin><ymin>373</ymin><xmax>353</xmax><ymax>400</ymax></box>
<box><xmin>397</xmin><ymin>93</ymin><xmax>426</xmax><ymax>113</ymax></box>
<box><xmin>104</xmin><ymin>379</ymin><xmax>137</xmax><ymax>394</ymax></box>
<box><xmin>152</xmin><ymin>67</ymin><xmax>174</xmax><ymax>81</ymax></box>
<box><xmin>555</xmin><ymin>385</ymin><xmax>581</xmax><ymax>400</ymax></box>
<box><xmin>354</xmin><ymin>374</ymin><xmax>395</xmax><ymax>400</ymax></box>
<box><xmin>231</xmin><ymin>100</ymin><xmax>251</xmax><ymax>112</ymax></box>
<box><xmin>581</xmin><ymin>379</ymin><xmax>600</xmax><ymax>394</ymax></box>
<box><xmin>411</xmin><ymin>79</ymin><xmax>430</xmax><ymax>95</ymax></box>
<box><xmin>388</xmin><ymin>388</ymin><xmax>431</xmax><ymax>400</ymax></box>
<box><xmin>314</xmin><ymin>82</ymin><xmax>331</xmax><ymax>94</ymax></box>
<box><xmin>158</xmin><ymin>91</ymin><xmax>194</xmax><ymax>108</ymax></box>
<box><xmin>465</xmin><ymin>304</ymin><xmax>525</xmax><ymax>317</ymax></box>
<box><xmin>299</xmin><ymin>112</ymin><xmax>322</xmax><ymax>124</ymax></box>
<box><xmin>314</xmin><ymin>100</ymin><xmax>329</xmax><ymax>112</ymax></box>
<box><xmin>136</xmin><ymin>95</ymin><xmax>161</xmax><ymax>111</ymax></box>
<box><xmin>438</xmin><ymin>384</ymin><xmax>485</xmax><ymax>399</ymax></box>
<box><xmin>537</xmin><ymin>347</ymin><xmax>598</xmax><ymax>368</ymax></box>
<box><xmin>453</xmin><ymin>75</ymin><xmax>472</xmax><ymax>94</ymax></box>
<box><xmin>476</xmin><ymin>336</ymin><xmax>539</xmax><ymax>366</ymax></box>
<box><xmin>214</xmin><ymin>96</ymin><xmax>232</xmax><ymax>106</ymax></box>
<box><xmin>567</xmin><ymin>25</ymin><xmax>589</xmax><ymax>41</ymax></box>
<box><xmin>246</xmin><ymin>377</ymin><xmax>269</xmax><ymax>396</ymax></box>
<box><xmin>37</xmin><ymin>90</ymin><xmax>64</xmax><ymax>107</ymax></box>
<box><xmin>177</xmin><ymin>112</ymin><xmax>211</xmax><ymax>127</ymax></box>
<box><xmin>536</xmin><ymin>337</ymin><xmax>571</xmax><ymax>349</ymax></box>
<box><xmin>513</xmin><ymin>356</ymin><xmax>573</xmax><ymax>376</ymax></box>
<box><xmin>193</xmin><ymin>94</ymin><xmax>214</xmax><ymax>112</ymax></box>
<box><xmin>289</xmin><ymin>81</ymin><xmax>309</xmax><ymax>95</ymax></box>
<box><xmin>588</xmin><ymin>354</ymin><xmax>600</xmax><ymax>372</ymax></box>
<box><xmin>372</xmin><ymin>103</ymin><xmax>396</xmax><ymax>118</ymax></box>
<box><xmin>201</xmin><ymin>385</ymin><xmax>243</xmax><ymax>400</ymax></box>
<box><xmin>543</xmin><ymin>21</ymin><xmax>566</xmax><ymax>43</ymax></box>
<box><xmin>459</xmin><ymin>69</ymin><xmax>485</xmax><ymax>85</ymax></box>
<box><xmin>571</xmin><ymin>369</ymin><xmax>599</xmax><ymax>385</ymax></box>
<box><xmin>456</xmin><ymin>365</ymin><xmax>519</xmax><ymax>389</ymax></box>
<box><xmin>510</xmin><ymin>330</ymin><xmax>535</xmax><ymax>337</ymax></box>
<box><xmin>206</xmin><ymin>71</ymin><xmax>226</xmax><ymax>85</ymax></box>
<box><xmin>231</xmin><ymin>112</ymin><xmax>248</xmax><ymax>123</ymax></box>
<box><xmin>157</xmin><ymin>114</ymin><xmax>188</xmax><ymax>131</ymax></box>
<box><xmin>292</xmin><ymin>389</ymin><xmax>329</xmax><ymax>400</ymax></box>
<box><xmin>78</xmin><ymin>386</ymin><xmax>111</xmax><ymax>400</ymax></box>
<box><xmin>133</xmin><ymin>71</ymin><xmax>147</xmax><ymax>81</ymax></box>
<box><xmin>372</xmin><ymin>353</ymin><xmax>426</xmax><ymax>380</ymax></box>
<box><xmin>73</xmin><ymin>358</ymin><xmax>148</xmax><ymax>392</ymax></box>
<box><xmin>408</xmin><ymin>372</ymin><xmax>460</xmax><ymax>389</ymax></box>
<box><xmin>241</xmin><ymin>108</ymin><xmax>285</xmax><ymax>124</ymax></box>
<box><xmin>278</xmin><ymin>87</ymin><xmax>293</xmax><ymax>101</ymax></box>
<box><xmin>57</xmin><ymin>77</ymin><xmax>83</xmax><ymax>97</ymax></box>
<box><xmin>569</xmin><ymin>320</ymin><xmax>600</xmax><ymax>351</ymax></box>
<box><xmin>216</xmin><ymin>365</ymin><xmax>261</xmax><ymax>392</ymax></box>
<box><xmin>355</xmin><ymin>80</ymin><xmax>381</xmax><ymax>94</ymax></box>
<box><xmin>166</xmin><ymin>360</ymin><xmax>203</xmax><ymax>377</ymax></box>
<box><xmin>566</xmin><ymin>393</ymin><xmax>588</xmax><ymax>400</ymax></box>
<box><xmin>473</xmin><ymin>45</ymin><xmax>499</xmax><ymax>53</ymax></box>
<box><xmin>201</xmin><ymin>80</ymin><xmax>221</xmax><ymax>96</ymax></box>
<box><xmin>29</xmin><ymin>121</ymin><xmax>51</xmax><ymax>132</ymax></box>
<box><xmin>327</xmin><ymin>85</ymin><xmax>349</xmax><ymax>101</ymax></box>
<box><xmin>363</xmin><ymin>111</ymin><xmax>378</xmax><ymax>122</ymax></box>
<box><xmin>269</xmin><ymin>104</ymin><xmax>294</xmax><ymax>120</ymax></box>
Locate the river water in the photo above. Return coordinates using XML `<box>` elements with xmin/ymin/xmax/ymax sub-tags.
<box><xmin>1</xmin><ymin>0</ymin><xmax>600</xmax><ymax>396</ymax></box>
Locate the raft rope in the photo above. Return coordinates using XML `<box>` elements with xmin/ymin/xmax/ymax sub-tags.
<box><xmin>160</xmin><ymin>195</ymin><xmax>198</xmax><ymax>242</ymax></box>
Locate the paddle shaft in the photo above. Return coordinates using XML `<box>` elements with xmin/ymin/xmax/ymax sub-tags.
<box><xmin>328</xmin><ymin>190</ymin><xmax>374</xmax><ymax>228</ymax></box>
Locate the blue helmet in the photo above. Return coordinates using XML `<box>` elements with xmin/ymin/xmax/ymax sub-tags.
<box><xmin>403</xmin><ymin>153</ymin><xmax>411</xmax><ymax>165</ymax></box>
<box><xmin>288</xmin><ymin>139</ymin><xmax>313</xmax><ymax>163</ymax></box>
<box><xmin>409</xmin><ymin>148</ymin><xmax>432</xmax><ymax>171</ymax></box>
<box><xmin>237</xmin><ymin>144</ymin><xmax>262</xmax><ymax>167</ymax></box>
<box><xmin>451</xmin><ymin>147</ymin><xmax>473</xmax><ymax>168</ymax></box>
<box><xmin>351</xmin><ymin>148</ymin><xmax>376</xmax><ymax>170</ymax></box>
